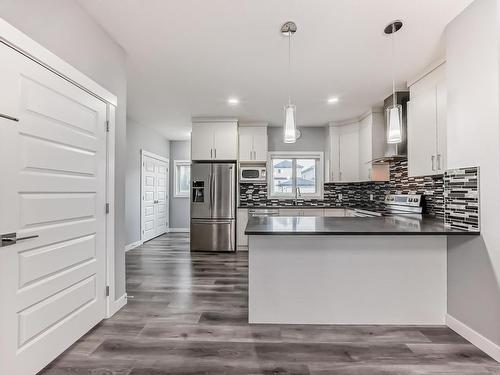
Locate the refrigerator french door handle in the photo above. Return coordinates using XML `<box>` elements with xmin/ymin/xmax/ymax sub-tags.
<box><xmin>210</xmin><ymin>165</ymin><xmax>215</xmax><ymax>218</ymax></box>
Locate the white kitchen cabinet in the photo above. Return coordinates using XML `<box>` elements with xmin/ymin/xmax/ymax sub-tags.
<box><xmin>328</xmin><ymin>122</ymin><xmax>359</xmax><ymax>182</ymax></box>
<box><xmin>408</xmin><ymin>63</ymin><xmax>447</xmax><ymax>177</ymax></box>
<box><xmin>237</xmin><ymin>208</ymin><xmax>249</xmax><ymax>250</ymax></box>
<box><xmin>299</xmin><ymin>209</ymin><xmax>325</xmax><ymax>217</ymax></box>
<box><xmin>323</xmin><ymin>208</ymin><xmax>346</xmax><ymax>217</ymax></box>
<box><xmin>358</xmin><ymin>111</ymin><xmax>388</xmax><ymax>182</ymax></box>
<box><xmin>238</xmin><ymin>125</ymin><xmax>268</xmax><ymax>162</ymax></box>
<box><xmin>345</xmin><ymin>209</ymin><xmax>357</xmax><ymax>217</ymax></box>
<box><xmin>279</xmin><ymin>209</ymin><xmax>302</xmax><ymax>216</ymax></box>
<box><xmin>277</xmin><ymin>208</ymin><xmax>346</xmax><ymax>217</ymax></box>
<box><xmin>191</xmin><ymin>119</ymin><xmax>238</xmax><ymax>160</ymax></box>
<box><xmin>339</xmin><ymin>125</ymin><xmax>360</xmax><ymax>182</ymax></box>
<box><xmin>326</xmin><ymin>111</ymin><xmax>388</xmax><ymax>183</ymax></box>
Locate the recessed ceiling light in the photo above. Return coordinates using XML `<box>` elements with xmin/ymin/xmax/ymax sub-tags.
<box><xmin>228</xmin><ymin>98</ymin><xmax>239</xmax><ymax>105</ymax></box>
<box><xmin>327</xmin><ymin>97</ymin><xmax>339</xmax><ymax>104</ymax></box>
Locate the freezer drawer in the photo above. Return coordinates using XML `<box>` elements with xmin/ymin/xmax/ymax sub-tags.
<box><xmin>190</xmin><ymin>219</ymin><xmax>235</xmax><ymax>252</ymax></box>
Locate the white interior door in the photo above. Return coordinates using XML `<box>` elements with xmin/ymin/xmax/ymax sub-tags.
<box><xmin>0</xmin><ymin>43</ymin><xmax>107</xmax><ymax>375</ymax></box>
<box><xmin>142</xmin><ymin>155</ymin><xmax>157</xmax><ymax>241</ymax></box>
<box><xmin>155</xmin><ymin>160</ymin><xmax>169</xmax><ymax>236</ymax></box>
<box><xmin>141</xmin><ymin>152</ymin><xmax>169</xmax><ymax>242</ymax></box>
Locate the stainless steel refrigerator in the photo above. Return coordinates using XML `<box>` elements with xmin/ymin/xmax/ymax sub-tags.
<box><xmin>190</xmin><ymin>162</ymin><xmax>236</xmax><ymax>252</ymax></box>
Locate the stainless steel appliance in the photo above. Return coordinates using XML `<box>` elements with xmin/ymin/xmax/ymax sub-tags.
<box><xmin>191</xmin><ymin>162</ymin><xmax>236</xmax><ymax>252</ymax></box>
<box><xmin>384</xmin><ymin>194</ymin><xmax>423</xmax><ymax>215</ymax></box>
<box><xmin>240</xmin><ymin>165</ymin><xmax>267</xmax><ymax>182</ymax></box>
<box><xmin>384</xmin><ymin>194</ymin><xmax>424</xmax><ymax>231</ymax></box>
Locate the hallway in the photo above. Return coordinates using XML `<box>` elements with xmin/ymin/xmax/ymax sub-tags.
<box><xmin>41</xmin><ymin>234</ymin><xmax>500</xmax><ymax>374</ymax></box>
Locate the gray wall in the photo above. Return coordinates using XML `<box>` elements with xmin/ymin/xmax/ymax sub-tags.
<box><xmin>169</xmin><ymin>141</ymin><xmax>191</xmax><ymax>229</ymax></box>
<box><xmin>126</xmin><ymin>119</ymin><xmax>170</xmax><ymax>244</ymax></box>
<box><xmin>446</xmin><ymin>0</ymin><xmax>500</xmax><ymax>348</ymax></box>
<box><xmin>0</xmin><ymin>0</ymin><xmax>128</xmax><ymax>299</ymax></box>
<box><xmin>268</xmin><ymin>126</ymin><xmax>326</xmax><ymax>152</ymax></box>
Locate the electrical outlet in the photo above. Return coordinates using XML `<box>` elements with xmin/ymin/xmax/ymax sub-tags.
<box><xmin>370</xmin><ymin>194</ymin><xmax>374</xmax><ymax>201</ymax></box>
<box><xmin>338</xmin><ymin>193</ymin><xmax>343</xmax><ymax>201</ymax></box>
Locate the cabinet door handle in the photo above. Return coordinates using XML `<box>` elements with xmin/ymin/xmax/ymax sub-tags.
<box><xmin>437</xmin><ymin>154</ymin><xmax>442</xmax><ymax>171</ymax></box>
<box><xmin>214</xmin><ymin>149</ymin><xmax>217</xmax><ymax>159</ymax></box>
<box><xmin>431</xmin><ymin>155</ymin><xmax>436</xmax><ymax>171</ymax></box>
<box><xmin>210</xmin><ymin>149</ymin><xmax>213</xmax><ymax>159</ymax></box>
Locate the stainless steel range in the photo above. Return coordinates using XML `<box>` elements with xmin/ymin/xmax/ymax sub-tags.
<box><xmin>384</xmin><ymin>194</ymin><xmax>424</xmax><ymax>231</ymax></box>
<box><xmin>384</xmin><ymin>194</ymin><xmax>423</xmax><ymax>215</ymax></box>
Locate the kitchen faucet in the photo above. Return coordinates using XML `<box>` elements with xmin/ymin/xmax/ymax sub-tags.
<box><xmin>294</xmin><ymin>186</ymin><xmax>301</xmax><ymax>205</ymax></box>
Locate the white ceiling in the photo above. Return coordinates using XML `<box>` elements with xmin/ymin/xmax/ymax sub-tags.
<box><xmin>78</xmin><ymin>0</ymin><xmax>473</xmax><ymax>140</ymax></box>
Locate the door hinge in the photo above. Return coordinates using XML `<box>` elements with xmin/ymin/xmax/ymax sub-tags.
<box><xmin>105</xmin><ymin>120</ymin><xmax>110</xmax><ymax>132</ymax></box>
<box><xmin>105</xmin><ymin>203</ymin><xmax>110</xmax><ymax>214</ymax></box>
<box><xmin>105</xmin><ymin>286</ymin><xmax>110</xmax><ymax>297</ymax></box>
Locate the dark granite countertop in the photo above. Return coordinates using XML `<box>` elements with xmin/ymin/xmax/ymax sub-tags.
<box><xmin>245</xmin><ymin>215</ymin><xmax>480</xmax><ymax>236</ymax></box>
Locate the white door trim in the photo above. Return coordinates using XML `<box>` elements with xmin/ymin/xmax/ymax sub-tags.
<box><xmin>0</xmin><ymin>18</ymin><xmax>119</xmax><ymax>320</ymax></box>
<box><xmin>0</xmin><ymin>18</ymin><xmax>117</xmax><ymax>106</ymax></box>
<box><xmin>142</xmin><ymin>149</ymin><xmax>169</xmax><ymax>163</ymax></box>
<box><xmin>141</xmin><ymin>150</ymin><xmax>170</xmax><ymax>243</ymax></box>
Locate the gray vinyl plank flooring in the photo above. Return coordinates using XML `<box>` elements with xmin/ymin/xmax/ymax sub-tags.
<box><xmin>39</xmin><ymin>233</ymin><xmax>500</xmax><ymax>375</ymax></box>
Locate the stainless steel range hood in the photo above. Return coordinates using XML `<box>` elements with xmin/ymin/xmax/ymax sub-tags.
<box><xmin>371</xmin><ymin>91</ymin><xmax>410</xmax><ymax>164</ymax></box>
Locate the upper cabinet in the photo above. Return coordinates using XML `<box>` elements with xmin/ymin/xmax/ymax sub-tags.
<box><xmin>326</xmin><ymin>111</ymin><xmax>389</xmax><ymax>183</ymax></box>
<box><xmin>408</xmin><ymin>63</ymin><xmax>447</xmax><ymax>177</ymax></box>
<box><xmin>238</xmin><ymin>124</ymin><xmax>268</xmax><ymax>162</ymax></box>
<box><xmin>191</xmin><ymin>118</ymin><xmax>238</xmax><ymax>160</ymax></box>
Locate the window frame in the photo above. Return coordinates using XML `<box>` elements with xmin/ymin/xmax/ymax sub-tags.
<box><xmin>267</xmin><ymin>151</ymin><xmax>324</xmax><ymax>200</ymax></box>
<box><xmin>173</xmin><ymin>160</ymin><xmax>191</xmax><ymax>198</ymax></box>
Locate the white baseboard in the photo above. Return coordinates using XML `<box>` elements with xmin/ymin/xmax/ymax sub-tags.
<box><xmin>446</xmin><ymin>314</ymin><xmax>500</xmax><ymax>363</ymax></box>
<box><xmin>125</xmin><ymin>240</ymin><xmax>143</xmax><ymax>252</ymax></box>
<box><xmin>168</xmin><ymin>228</ymin><xmax>190</xmax><ymax>233</ymax></box>
<box><xmin>106</xmin><ymin>293</ymin><xmax>127</xmax><ymax>318</ymax></box>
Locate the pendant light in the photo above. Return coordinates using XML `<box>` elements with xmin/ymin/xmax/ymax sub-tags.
<box><xmin>385</xmin><ymin>20</ymin><xmax>403</xmax><ymax>144</ymax></box>
<box><xmin>281</xmin><ymin>21</ymin><xmax>297</xmax><ymax>143</ymax></box>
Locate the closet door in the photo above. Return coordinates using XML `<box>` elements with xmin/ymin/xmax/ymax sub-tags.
<box><xmin>142</xmin><ymin>155</ymin><xmax>157</xmax><ymax>241</ymax></box>
<box><xmin>0</xmin><ymin>43</ymin><xmax>107</xmax><ymax>375</ymax></box>
<box><xmin>155</xmin><ymin>160</ymin><xmax>168</xmax><ymax>236</ymax></box>
<box><xmin>142</xmin><ymin>153</ymin><xmax>169</xmax><ymax>241</ymax></box>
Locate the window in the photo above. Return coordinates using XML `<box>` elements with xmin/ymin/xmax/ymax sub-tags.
<box><xmin>174</xmin><ymin>160</ymin><xmax>190</xmax><ymax>197</ymax></box>
<box><xmin>268</xmin><ymin>152</ymin><xmax>324</xmax><ymax>199</ymax></box>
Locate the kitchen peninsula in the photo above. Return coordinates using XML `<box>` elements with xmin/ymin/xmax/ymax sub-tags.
<box><xmin>246</xmin><ymin>215</ymin><xmax>478</xmax><ymax>326</ymax></box>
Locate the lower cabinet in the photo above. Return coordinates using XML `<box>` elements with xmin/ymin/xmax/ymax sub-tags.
<box><xmin>237</xmin><ymin>208</ymin><xmax>249</xmax><ymax>250</ymax></box>
<box><xmin>237</xmin><ymin>208</ymin><xmax>353</xmax><ymax>250</ymax></box>
<box><xmin>323</xmin><ymin>208</ymin><xmax>346</xmax><ymax>217</ymax></box>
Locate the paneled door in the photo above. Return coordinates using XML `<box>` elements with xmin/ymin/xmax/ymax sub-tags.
<box><xmin>0</xmin><ymin>43</ymin><xmax>108</xmax><ymax>374</ymax></box>
<box><xmin>141</xmin><ymin>152</ymin><xmax>169</xmax><ymax>242</ymax></box>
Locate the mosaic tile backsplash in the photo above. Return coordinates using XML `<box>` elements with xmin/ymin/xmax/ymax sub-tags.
<box><xmin>444</xmin><ymin>167</ymin><xmax>480</xmax><ymax>231</ymax></box>
<box><xmin>240</xmin><ymin>160</ymin><xmax>480</xmax><ymax>228</ymax></box>
<box><xmin>240</xmin><ymin>160</ymin><xmax>445</xmax><ymax>216</ymax></box>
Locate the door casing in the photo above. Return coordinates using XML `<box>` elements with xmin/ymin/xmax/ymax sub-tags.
<box><xmin>140</xmin><ymin>150</ymin><xmax>170</xmax><ymax>242</ymax></box>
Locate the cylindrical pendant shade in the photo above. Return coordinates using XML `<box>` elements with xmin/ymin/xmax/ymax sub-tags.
<box><xmin>386</xmin><ymin>104</ymin><xmax>402</xmax><ymax>144</ymax></box>
<box><xmin>283</xmin><ymin>104</ymin><xmax>297</xmax><ymax>143</ymax></box>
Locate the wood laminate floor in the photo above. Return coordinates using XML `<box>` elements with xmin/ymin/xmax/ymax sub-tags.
<box><xmin>41</xmin><ymin>233</ymin><xmax>500</xmax><ymax>374</ymax></box>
